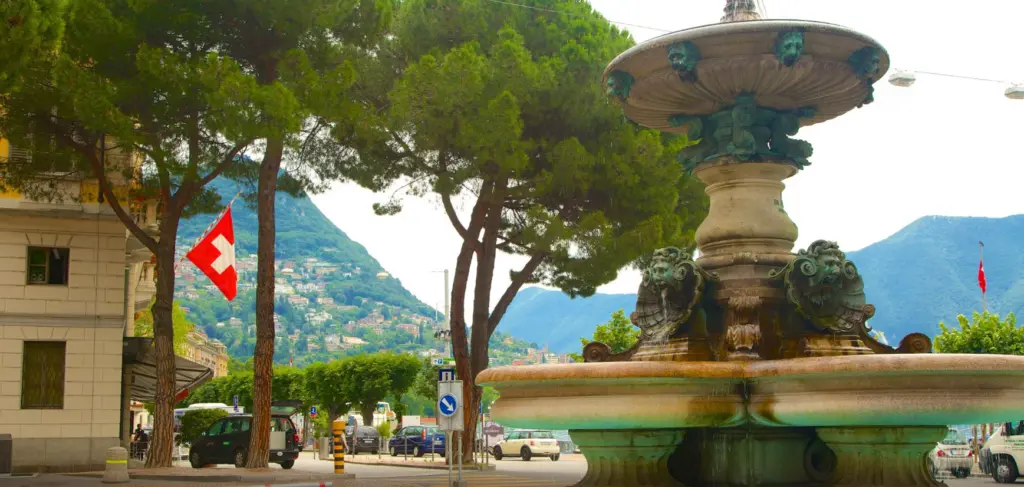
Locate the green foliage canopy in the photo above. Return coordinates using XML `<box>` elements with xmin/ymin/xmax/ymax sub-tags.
<box><xmin>0</xmin><ymin>0</ymin><xmax>67</xmax><ymax>92</ymax></box>
<box><xmin>134</xmin><ymin>301</ymin><xmax>195</xmax><ymax>356</ymax></box>
<box><xmin>935</xmin><ymin>312</ymin><xmax>1024</xmax><ymax>355</ymax></box>
<box><xmin>568</xmin><ymin>309</ymin><xmax>640</xmax><ymax>362</ymax></box>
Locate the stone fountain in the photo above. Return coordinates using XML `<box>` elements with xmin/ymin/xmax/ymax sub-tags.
<box><xmin>477</xmin><ymin>3</ymin><xmax>1024</xmax><ymax>487</ymax></box>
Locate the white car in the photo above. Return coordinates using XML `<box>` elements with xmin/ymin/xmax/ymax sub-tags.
<box><xmin>928</xmin><ymin>429</ymin><xmax>973</xmax><ymax>479</ymax></box>
<box><xmin>492</xmin><ymin>430</ymin><xmax>560</xmax><ymax>461</ymax></box>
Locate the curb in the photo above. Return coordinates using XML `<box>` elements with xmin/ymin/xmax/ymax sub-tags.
<box><xmin>62</xmin><ymin>473</ymin><xmax>356</xmax><ymax>482</ymax></box>
<box><xmin>343</xmin><ymin>459</ymin><xmax>496</xmax><ymax>471</ymax></box>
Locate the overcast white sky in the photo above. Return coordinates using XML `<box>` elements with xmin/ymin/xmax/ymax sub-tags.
<box><xmin>312</xmin><ymin>0</ymin><xmax>1024</xmax><ymax>315</ymax></box>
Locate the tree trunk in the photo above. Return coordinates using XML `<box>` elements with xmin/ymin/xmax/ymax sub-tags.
<box><xmin>459</xmin><ymin>179</ymin><xmax>505</xmax><ymax>463</ymax></box>
<box><xmin>360</xmin><ymin>404</ymin><xmax>375</xmax><ymax>427</ymax></box>
<box><xmin>144</xmin><ymin>219</ymin><xmax>181</xmax><ymax>467</ymax></box>
<box><xmin>247</xmin><ymin>136</ymin><xmax>284</xmax><ymax>468</ymax></box>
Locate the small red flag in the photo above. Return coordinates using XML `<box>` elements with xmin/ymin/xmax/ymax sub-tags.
<box><xmin>978</xmin><ymin>259</ymin><xmax>987</xmax><ymax>294</ymax></box>
<box><xmin>186</xmin><ymin>207</ymin><xmax>237</xmax><ymax>300</ymax></box>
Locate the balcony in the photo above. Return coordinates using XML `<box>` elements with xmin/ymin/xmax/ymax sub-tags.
<box><xmin>125</xmin><ymin>198</ymin><xmax>159</xmax><ymax>264</ymax></box>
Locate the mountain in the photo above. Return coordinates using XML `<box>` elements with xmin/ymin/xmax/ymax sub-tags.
<box><xmin>172</xmin><ymin>179</ymin><xmax>540</xmax><ymax>366</ymax></box>
<box><xmin>497</xmin><ymin>215</ymin><xmax>1024</xmax><ymax>353</ymax></box>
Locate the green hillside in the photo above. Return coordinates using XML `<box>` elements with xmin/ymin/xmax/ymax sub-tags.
<box><xmin>173</xmin><ymin>179</ymin><xmax>537</xmax><ymax>366</ymax></box>
<box><xmin>498</xmin><ymin>215</ymin><xmax>1024</xmax><ymax>351</ymax></box>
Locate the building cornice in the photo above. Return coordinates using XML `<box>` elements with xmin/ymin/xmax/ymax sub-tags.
<box><xmin>0</xmin><ymin>313</ymin><xmax>125</xmax><ymax>328</ymax></box>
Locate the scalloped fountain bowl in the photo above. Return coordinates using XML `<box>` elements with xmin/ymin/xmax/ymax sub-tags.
<box><xmin>479</xmin><ymin>355</ymin><xmax>1024</xmax><ymax>487</ymax></box>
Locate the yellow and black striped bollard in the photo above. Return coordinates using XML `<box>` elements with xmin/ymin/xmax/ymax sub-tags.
<box><xmin>332</xmin><ymin>419</ymin><xmax>346</xmax><ymax>474</ymax></box>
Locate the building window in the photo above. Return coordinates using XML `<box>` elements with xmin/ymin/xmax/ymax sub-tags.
<box><xmin>21</xmin><ymin>341</ymin><xmax>66</xmax><ymax>409</ymax></box>
<box><xmin>26</xmin><ymin>247</ymin><xmax>70</xmax><ymax>285</ymax></box>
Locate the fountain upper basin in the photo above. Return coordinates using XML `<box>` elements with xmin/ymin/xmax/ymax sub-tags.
<box><xmin>478</xmin><ymin>354</ymin><xmax>1024</xmax><ymax>430</ymax></box>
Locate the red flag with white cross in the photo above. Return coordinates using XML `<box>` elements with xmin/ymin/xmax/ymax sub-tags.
<box><xmin>186</xmin><ymin>207</ymin><xmax>237</xmax><ymax>301</ymax></box>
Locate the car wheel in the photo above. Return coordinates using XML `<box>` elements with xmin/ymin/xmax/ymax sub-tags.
<box><xmin>390</xmin><ymin>446</ymin><xmax>398</xmax><ymax>457</ymax></box>
<box><xmin>995</xmin><ymin>456</ymin><xmax>1019</xmax><ymax>484</ymax></box>
<box><xmin>493</xmin><ymin>447</ymin><xmax>503</xmax><ymax>461</ymax></box>
<box><xmin>521</xmin><ymin>446</ymin><xmax>531</xmax><ymax>461</ymax></box>
<box><xmin>551</xmin><ymin>453</ymin><xmax>560</xmax><ymax>462</ymax></box>
<box><xmin>189</xmin><ymin>450</ymin><xmax>203</xmax><ymax>469</ymax></box>
<box><xmin>414</xmin><ymin>446</ymin><xmax>423</xmax><ymax>458</ymax></box>
<box><xmin>234</xmin><ymin>449</ymin><xmax>247</xmax><ymax>469</ymax></box>
<box><xmin>279</xmin><ymin>460</ymin><xmax>295</xmax><ymax>470</ymax></box>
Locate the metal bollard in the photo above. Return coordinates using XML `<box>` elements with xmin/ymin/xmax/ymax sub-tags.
<box><xmin>102</xmin><ymin>446</ymin><xmax>130</xmax><ymax>483</ymax></box>
<box><xmin>331</xmin><ymin>419</ymin><xmax>346</xmax><ymax>475</ymax></box>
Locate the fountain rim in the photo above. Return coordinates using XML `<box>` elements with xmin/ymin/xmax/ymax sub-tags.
<box><xmin>603</xmin><ymin>18</ymin><xmax>889</xmax><ymax>80</ymax></box>
<box><xmin>476</xmin><ymin>353</ymin><xmax>1024</xmax><ymax>385</ymax></box>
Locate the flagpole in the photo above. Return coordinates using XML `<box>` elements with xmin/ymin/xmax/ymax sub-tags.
<box><xmin>980</xmin><ymin>241</ymin><xmax>986</xmax><ymax>313</ymax></box>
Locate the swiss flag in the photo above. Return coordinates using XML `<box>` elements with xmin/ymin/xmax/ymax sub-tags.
<box><xmin>186</xmin><ymin>207</ymin><xmax>237</xmax><ymax>300</ymax></box>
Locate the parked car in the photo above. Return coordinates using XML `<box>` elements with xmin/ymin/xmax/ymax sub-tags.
<box><xmin>493</xmin><ymin>430</ymin><xmax>560</xmax><ymax>461</ymax></box>
<box><xmin>928</xmin><ymin>429</ymin><xmax>973</xmax><ymax>479</ymax></box>
<box><xmin>188</xmin><ymin>400</ymin><xmax>302</xmax><ymax>469</ymax></box>
<box><xmin>349</xmin><ymin>426</ymin><xmax>381</xmax><ymax>455</ymax></box>
<box><xmin>388</xmin><ymin>425</ymin><xmax>445</xmax><ymax>457</ymax></box>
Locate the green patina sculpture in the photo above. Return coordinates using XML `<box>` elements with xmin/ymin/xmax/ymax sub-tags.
<box><xmin>667</xmin><ymin>41</ymin><xmax>702</xmax><ymax>82</ymax></box>
<box><xmin>775</xmin><ymin>30</ymin><xmax>805</xmax><ymax>67</ymax></box>
<box><xmin>606</xmin><ymin>70</ymin><xmax>635</xmax><ymax>100</ymax></box>
<box><xmin>632</xmin><ymin>247</ymin><xmax>715</xmax><ymax>343</ymax></box>
<box><xmin>670</xmin><ymin>94</ymin><xmax>815</xmax><ymax>172</ymax></box>
<box><xmin>858</xmin><ymin>83</ymin><xmax>875</xmax><ymax>108</ymax></box>
<box><xmin>771</xmin><ymin>240</ymin><xmax>876</xmax><ymax>334</ymax></box>
<box><xmin>847</xmin><ymin>46</ymin><xmax>881</xmax><ymax>80</ymax></box>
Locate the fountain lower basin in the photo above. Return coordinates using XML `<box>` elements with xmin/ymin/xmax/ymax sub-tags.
<box><xmin>478</xmin><ymin>354</ymin><xmax>1024</xmax><ymax>487</ymax></box>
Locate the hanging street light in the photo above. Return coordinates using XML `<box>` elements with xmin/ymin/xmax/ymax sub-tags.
<box><xmin>888</xmin><ymin>69</ymin><xmax>1022</xmax><ymax>100</ymax></box>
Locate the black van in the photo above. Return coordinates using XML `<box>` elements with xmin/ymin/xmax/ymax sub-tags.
<box><xmin>188</xmin><ymin>401</ymin><xmax>302</xmax><ymax>469</ymax></box>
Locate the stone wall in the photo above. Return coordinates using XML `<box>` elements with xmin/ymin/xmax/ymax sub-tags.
<box><xmin>0</xmin><ymin>214</ymin><xmax>128</xmax><ymax>472</ymax></box>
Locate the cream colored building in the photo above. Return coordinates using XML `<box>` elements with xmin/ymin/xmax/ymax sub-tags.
<box><xmin>0</xmin><ymin>137</ymin><xmax>211</xmax><ymax>472</ymax></box>
<box><xmin>182</xmin><ymin>329</ymin><xmax>230</xmax><ymax>378</ymax></box>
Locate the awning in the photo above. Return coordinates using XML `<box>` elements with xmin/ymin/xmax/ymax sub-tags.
<box><xmin>123</xmin><ymin>337</ymin><xmax>213</xmax><ymax>402</ymax></box>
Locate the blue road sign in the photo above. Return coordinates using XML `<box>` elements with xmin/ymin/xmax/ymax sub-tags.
<box><xmin>438</xmin><ymin>368</ymin><xmax>455</xmax><ymax>382</ymax></box>
<box><xmin>310</xmin><ymin>406</ymin><xmax>318</xmax><ymax>417</ymax></box>
<box><xmin>438</xmin><ymin>393</ymin><xmax>458</xmax><ymax>417</ymax></box>
<box><xmin>233</xmin><ymin>395</ymin><xmax>239</xmax><ymax>412</ymax></box>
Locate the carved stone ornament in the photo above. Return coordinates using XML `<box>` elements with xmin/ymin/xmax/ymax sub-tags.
<box><xmin>632</xmin><ymin>247</ymin><xmax>715</xmax><ymax>344</ymax></box>
<box><xmin>775</xmin><ymin>30</ymin><xmax>805</xmax><ymax>67</ymax></box>
<box><xmin>847</xmin><ymin>46</ymin><xmax>882</xmax><ymax>81</ymax></box>
<box><xmin>605</xmin><ymin>70</ymin><xmax>635</xmax><ymax>101</ymax></box>
<box><xmin>667</xmin><ymin>41</ymin><xmax>702</xmax><ymax>82</ymax></box>
<box><xmin>771</xmin><ymin>240</ymin><xmax>874</xmax><ymax>334</ymax></box>
<box><xmin>671</xmin><ymin>93</ymin><xmax>815</xmax><ymax>173</ymax></box>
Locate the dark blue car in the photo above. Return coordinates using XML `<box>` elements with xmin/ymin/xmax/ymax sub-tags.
<box><xmin>388</xmin><ymin>425</ymin><xmax>445</xmax><ymax>457</ymax></box>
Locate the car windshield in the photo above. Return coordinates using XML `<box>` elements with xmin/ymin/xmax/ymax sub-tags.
<box><xmin>942</xmin><ymin>430</ymin><xmax>967</xmax><ymax>445</ymax></box>
<box><xmin>529</xmin><ymin>431</ymin><xmax>554</xmax><ymax>439</ymax></box>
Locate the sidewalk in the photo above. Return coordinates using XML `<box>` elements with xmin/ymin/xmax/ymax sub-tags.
<box><xmin>63</xmin><ymin>465</ymin><xmax>355</xmax><ymax>483</ymax></box>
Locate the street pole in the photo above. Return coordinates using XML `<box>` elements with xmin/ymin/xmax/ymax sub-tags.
<box><xmin>444</xmin><ymin>269</ymin><xmax>451</xmax><ymax>358</ymax></box>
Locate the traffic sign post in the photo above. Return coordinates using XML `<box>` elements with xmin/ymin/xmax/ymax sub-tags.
<box><xmin>310</xmin><ymin>406</ymin><xmax>318</xmax><ymax>418</ymax></box>
<box><xmin>431</xmin><ymin>358</ymin><xmax>444</xmax><ymax>366</ymax></box>
<box><xmin>436</xmin><ymin>380</ymin><xmax>463</xmax><ymax>432</ymax></box>
<box><xmin>438</xmin><ymin>377</ymin><xmax>464</xmax><ymax>487</ymax></box>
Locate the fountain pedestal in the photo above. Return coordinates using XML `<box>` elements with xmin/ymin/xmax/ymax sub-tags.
<box><xmin>693</xmin><ymin>160</ymin><xmax>798</xmax><ymax>268</ymax></box>
<box><xmin>571</xmin><ymin>430</ymin><xmax>686</xmax><ymax>487</ymax></box>
<box><xmin>817</xmin><ymin>427</ymin><xmax>946</xmax><ymax>487</ymax></box>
